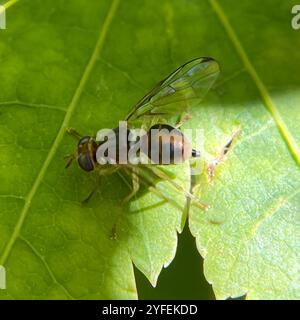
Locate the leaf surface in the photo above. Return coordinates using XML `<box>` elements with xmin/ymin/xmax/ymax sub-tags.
<box><xmin>0</xmin><ymin>0</ymin><xmax>299</xmax><ymax>299</ymax></box>
<box><xmin>187</xmin><ymin>0</ymin><xmax>300</xmax><ymax>299</ymax></box>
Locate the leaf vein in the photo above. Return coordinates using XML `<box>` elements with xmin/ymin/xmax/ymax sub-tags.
<box><xmin>19</xmin><ymin>235</ymin><xmax>75</xmax><ymax>299</ymax></box>
<box><xmin>249</xmin><ymin>187</ymin><xmax>300</xmax><ymax>239</ymax></box>
<box><xmin>0</xmin><ymin>0</ymin><xmax>120</xmax><ymax>266</ymax></box>
<box><xmin>0</xmin><ymin>101</ymin><xmax>66</xmax><ymax>112</ymax></box>
<box><xmin>209</xmin><ymin>0</ymin><xmax>300</xmax><ymax>166</ymax></box>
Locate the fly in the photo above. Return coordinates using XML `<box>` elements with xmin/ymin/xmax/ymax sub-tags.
<box><xmin>65</xmin><ymin>57</ymin><xmax>238</xmax><ymax>236</ymax></box>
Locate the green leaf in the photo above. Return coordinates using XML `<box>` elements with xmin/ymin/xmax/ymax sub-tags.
<box><xmin>0</xmin><ymin>0</ymin><xmax>299</xmax><ymax>300</ymax></box>
<box><xmin>187</xmin><ymin>0</ymin><xmax>300</xmax><ymax>299</ymax></box>
<box><xmin>0</xmin><ymin>0</ymin><xmax>189</xmax><ymax>299</ymax></box>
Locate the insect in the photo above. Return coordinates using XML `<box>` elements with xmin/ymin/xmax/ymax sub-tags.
<box><xmin>65</xmin><ymin>57</ymin><xmax>236</xmax><ymax>231</ymax></box>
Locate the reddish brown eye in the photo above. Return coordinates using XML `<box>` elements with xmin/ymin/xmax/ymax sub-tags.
<box><xmin>65</xmin><ymin>57</ymin><xmax>219</xmax><ymax>214</ymax></box>
<box><xmin>78</xmin><ymin>153</ymin><xmax>94</xmax><ymax>172</ymax></box>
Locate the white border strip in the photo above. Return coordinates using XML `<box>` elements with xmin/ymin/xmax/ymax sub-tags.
<box><xmin>0</xmin><ymin>5</ymin><xmax>6</xmax><ymax>29</ymax></box>
<box><xmin>0</xmin><ymin>265</ymin><xmax>6</xmax><ymax>289</ymax></box>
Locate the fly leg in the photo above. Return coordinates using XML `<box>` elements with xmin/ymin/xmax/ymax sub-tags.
<box><xmin>64</xmin><ymin>128</ymin><xmax>83</xmax><ymax>167</ymax></box>
<box><xmin>81</xmin><ymin>186</ymin><xmax>98</xmax><ymax>206</ymax></box>
<box><xmin>81</xmin><ymin>177</ymin><xmax>102</xmax><ymax>206</ymax></box>
<box><xmin>122</xmin><ymin>167</ymin><xmax>140</xmax><ymax>204</ymax></box>
<box><xmin>112</xmin><ymin>166</ymin><xmax>183</xmax><ymax>239</ymax></box>
<box><xmin>82</xmin><ymin>167</ymin><xmax>120</xmax><ymax>208</ymax></box>
<box><xmin>111</xmin><ymin>166</ymin><xmax>189</xmax><ymax>240</ymax></box>
<box><xmin>111</xmin><ymin>169</ymin><xmax>140</xmax><ymax>240</ymax></box>
<box><xmin>66</xmin><ymin>127</ymin><xmax>82</xmax><ymax>140</ymax></box>
<box><xmin>208</xmin><ymin>128</ymin><xmax>241</xmax><ymax>182</ymax></box>
<box><xmin>149</xmin><ymin>166</ymin><xmax>208</xmax><ymax>210</ymax></box>
<box><xmin>64</xmin><ymin>154</ymin><xmax>75</xmax><ymax>168</ymax></box>
<box><xmin>175</xmin><ymin>112</ymin><xmax>192</xmax><ymax>129</ymax></box>
<box><xmin>127</xmin><ymin>167</ymin><xmax>183</xmax><ymax>211</ymax></box>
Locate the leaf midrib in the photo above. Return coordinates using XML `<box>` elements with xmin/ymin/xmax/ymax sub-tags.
<box><xmin>209</xmin><ymin>0</ymin><xmax>300</xmax><ymax>166</ymax></box>
<box><xmin>0</xmin><ymin>0</ymin><xmax>120</xmax><ymax>266</ymax></box>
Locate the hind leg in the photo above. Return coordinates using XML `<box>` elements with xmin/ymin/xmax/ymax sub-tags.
<box><xmin>148</xmin><ymin>166</ymin><xmax>208</xmax><ymax>210</ymax></box>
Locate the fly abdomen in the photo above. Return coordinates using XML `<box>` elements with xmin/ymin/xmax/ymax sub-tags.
<box><xmin>141</xmin><ymin>124</ymin><xmax>192</xmax><ymax>165</ymax></box>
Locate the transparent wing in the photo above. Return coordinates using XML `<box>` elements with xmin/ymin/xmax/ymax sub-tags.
<box><xmin>125</xmin><ymin>57</ymin><xmax>220</xmax><ymax>124</ymax></box>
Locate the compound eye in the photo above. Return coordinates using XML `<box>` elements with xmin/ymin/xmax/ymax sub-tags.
<box><xmin>78</xmin><ymin>136</ymin><xmax>91</xmax><ymax>147</ymax></box>
<box><xmin>78</xmin><ymin>153</ymin><xmax>94</xmax><ymax>172</ymax></box>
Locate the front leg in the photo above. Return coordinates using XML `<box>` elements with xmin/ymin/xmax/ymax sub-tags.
<box><xmin>66</xmin><ymin>127</ymin><xmax>83</xmax><ymax>140</ymax></box>
<box><xmin>81</xmin><ymin>177</ymin><xmax>102</xmax><ymax>206</ymax></box>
